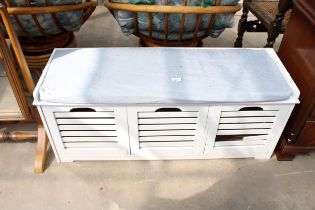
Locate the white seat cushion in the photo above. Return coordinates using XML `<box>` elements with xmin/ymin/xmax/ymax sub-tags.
<box><xmin>37</xmin><ymin>48</ymin><xmax>295</xmax><ymax>104</ymax></box>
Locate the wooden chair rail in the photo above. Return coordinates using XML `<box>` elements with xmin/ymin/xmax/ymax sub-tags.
<box><xmin>105</xmin><ymin>1</ymin><xmax>240</xmax><ymax>46</ymax></box>
<box><xmin>6</xmin><ymin>1</ymin><xmax>97</xmax><ymax>15</ymax></box>
<box><xmin>105</xmin><ymin>2</ymin><xmax>241</xmax><ymax>14</ymax></box>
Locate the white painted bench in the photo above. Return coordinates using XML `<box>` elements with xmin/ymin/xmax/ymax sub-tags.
<box><xmin>33</xmin><ymin>48</ymin><xmax>299</xmax><ymax>162</ymax></box>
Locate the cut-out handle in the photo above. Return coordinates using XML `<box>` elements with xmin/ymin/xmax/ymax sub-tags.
<box><xmin>70</xmin><ymin>108</ymin><xmax>96</xmax><ymax>112</ymax></box>
<box><xmin>155</xmin><ymin>107</ymin><xmax>182</xmax><ymax>112</ymax></box>
<box><xmin>239</xmin><ymin>107</ymin><xmax>263</xmax><ymax>111</ymax></box>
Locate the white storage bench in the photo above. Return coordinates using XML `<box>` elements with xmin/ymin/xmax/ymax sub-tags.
<box><xmin>33</xmin><ymin>48</ymin><xmax>299</xmax><ymax>162</ymax></box>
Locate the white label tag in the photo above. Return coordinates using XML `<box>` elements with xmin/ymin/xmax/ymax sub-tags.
<box><xmin>171</xmin><ymin>77</ymin><xmax>182</xmax><ymax>82</ymax></box>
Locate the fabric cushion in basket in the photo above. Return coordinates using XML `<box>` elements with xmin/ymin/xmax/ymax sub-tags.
<box><xmin>0</xmin><ymin>0</ymin><xmax>86</xmax><ymax>37</ymax></box>
<box><xmin>36</xmin><ymin>48</ymin><xmax>295</xmax><ymax>104</ymax></box>
<box><xmin>110</xmin><ymin>0</ymin><xmax>239</xmax><ymax>40</ymax></box>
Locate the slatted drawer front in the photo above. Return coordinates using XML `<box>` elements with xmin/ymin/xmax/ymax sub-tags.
<box><xmin>128</xmin><ymin>106</ymin><xmax>209</xmax><ymax>156</ymax></box>
<box><xmin>42</xmin><ymin>106</ymin><xmax>130</xmax><ymax>161</ymax></box>
<box><xmin>215</xmin><ymin>107</ymin><xmax>279</xmax><ymax>147</ymax></box>
<box><xmin>54</xmin><ymin>109</ymin><xmax>120</xmax><ymax>149</ymax></box>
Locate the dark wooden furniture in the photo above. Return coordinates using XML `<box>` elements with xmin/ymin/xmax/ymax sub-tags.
<box><xmin>105</xmin><ymin>1</ymin><xmax>241</xmax><ymax>47</ymax></box>
<box><xmin>3</xmin><ymin>0</ymin><xmax>96</xmax><ymax>71</ymax></box>
<box><xmin>234</xmin><ymin>0</ymin><xmax>292</xmax><ymax>48</ymax></box>
<box><xmin>275</xmin><ymin>0</ymin><xmax>315</xmax><ymax>160</ymax></box>
<box><xmin>0</xmin><ymin>4</ymin><xmax>48</xmax><ymax>173</ymax></box>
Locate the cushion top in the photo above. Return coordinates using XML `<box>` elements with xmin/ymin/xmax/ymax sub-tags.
<box><xmin>34</xmin><ymin>48</ymin><xmax>298</xmax><ymax>105</ymax></box>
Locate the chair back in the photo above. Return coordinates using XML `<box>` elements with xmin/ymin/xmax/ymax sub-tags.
<box><xmin>3</xmin><ymin>0</ymin><xmax>96</xmax><ymax>41</ymax></box>
<box><xmin>105</xmin><ymin>1</ymin><xmax>241</xmax><ymax>46</ymax></box>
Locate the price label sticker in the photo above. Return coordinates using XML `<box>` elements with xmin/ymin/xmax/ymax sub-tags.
<box><xmin>171</xmin><ymin>77</ymin><xmax>182</xmax><ymax>82</ymax></box>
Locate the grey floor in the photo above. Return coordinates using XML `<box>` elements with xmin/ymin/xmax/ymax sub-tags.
<box><xmin>1</xmin><ymin>6</ymin><xmax>315</xmax><ymax>210</ymax></box>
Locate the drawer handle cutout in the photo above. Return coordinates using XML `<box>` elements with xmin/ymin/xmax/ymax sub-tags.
<box><xmin>239</xmin><ymin>107</ymin><xmax>263</xmax><ymax>111</ymax></box>
<box><xmin>70</xmin><ymin>108</ymin><xmax>96</xmax><ymax>112</ymax></box>
<box><xmin>155</xmin><ymin>108</ymin><xmax>182</xmax><ymax>112</ymax></box>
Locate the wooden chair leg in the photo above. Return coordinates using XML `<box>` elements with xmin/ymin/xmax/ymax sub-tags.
<box><xmin>234</xmin><ymin>7</ymin><xmax>249</xmax><ymax>48</ymax></box>
<box><xmin>264</xmin><ymin>13</ymin><xmax>285</xmax><ymax>48</ymax></box>
<box><xmin>34</xmin><ymin>125</ymin><xmax>49</xmax><ymax>174</ymax></box>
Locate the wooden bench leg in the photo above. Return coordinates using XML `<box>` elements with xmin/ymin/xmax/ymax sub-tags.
<box><xmin>34</xmin><ymin>125</ymin><xmax>49</xmax><ymax>174</ymax></box>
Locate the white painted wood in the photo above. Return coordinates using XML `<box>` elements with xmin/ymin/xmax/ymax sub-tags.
<box><xmin>204</xmin><ymin>104</ymin><xmax>296</xmax><ymax>159</ymax></box>
<box><xmin>64</xmin><ymin>142</ymin><xmax>120</xmax><ymax>148</ymax></box>
<box><xmin>63</xmin><ymin>137</ymin><xmax>117</xmax><ymax>142</ymax></box>
<box><xmin>243</xmin><ymin>135</ymin><xmax>269</xmax><ymax>141</ymax></box>
<box><xmin>138</xmin><ymin>112</ymin><xmax>198</xmax><ymax>118</ymax></box>
<box><xmin>221</xmin><ymin>111</ymin><xmax>278</xmax><ymax>117</ymax></box>
<box><xmin>139</xmin><ymin>124</ymin><xmax>196</xmax><ymax>130</ymax></box>
<box><xmin>56</xmin><ymin>118</ymin><xmax>116</xmax><ymax>125</ymax></box>
<box><xmin>60</xmin><ymin>131</ymin><xmax>117</xmax><ymax>137</ymax></box>
<box><xmin>140</xmin><ymin>136</ymin><xmax>195</xmax><ymax>142</ymax></box>
<box><xmin>41</xmin><ymin>106</ymin><xmax>130</xmax><ymax>161</ymax></box>
<box><xmin>138</xmin><ymin>118</ymin><xmax>197</xmax><ymax>124</ymax></box>
<box><xmin>139</xmin><ymin>130</ymin><xmax>195</xmax><ymax>136</ymax></box>
<box><xmin>54</xmin><ymin>112</ymin><xmax>115</xmax><ymax>118</ymax></box>
<box><xmin>218</xmin><ymin>123</ymin><xmax>273</xmax><ymax>129</ymax></box>
<box><xmin>214</xmin><ymin>139</ymin><xmax>267</xmax><ymax>147</ymax></box>
<box><xmin>33</xmin><ymin>49</ymin><xmax>299</xmax><ymax>162</ymax></box>
<box><xmin>263</xmin><ymin>104</ymin><xmax>295</xmax><ymax>158</ymax></box>
<box><xmin>217</xmin><ymin>129</ymin><xmax>271</xmax><ymax>135</ymax></box>
<box><xmin>128</xmin><ymin>105</ymin><xmax>209</xmax><ymax>156</ymax></box>
<box><xmin>37</xmin><ymin>106</ymin><xmax>61</xmax><ymax>162</ymax></box>
<box><xmin>204</xmin><ymin>106</ymin><xmax>223</xmax><ymax>152</ymax></box>
<box><xmin>140</xmin><ymin>141</ymin><xmax>193</xmax><ymax>148</ymax></box>
<box><xmin>58</xmin><ymin>124</ymin><xmax>117</xmax><ymax>131</ymax></box>
<box><xmin>220</xmin><ymin>117</ymin><xmax>276</xmax><ymax>123</ymax></box>
<box><xmin>39</xmin><ymin>101</ymin><xmax>296</xmax><ymax>160</ymax></box>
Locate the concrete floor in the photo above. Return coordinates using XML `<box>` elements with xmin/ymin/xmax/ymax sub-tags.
<box><xmin>1</xmin><ymin>6</ymin><xmax>315</xmax><ymax>210</ymax></box>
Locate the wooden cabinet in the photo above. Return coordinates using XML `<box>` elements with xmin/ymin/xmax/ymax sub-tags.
<box><xmin>276</xmin><ymin>0</ymin><xmax>315</xmax><ymax>160</ymax></box>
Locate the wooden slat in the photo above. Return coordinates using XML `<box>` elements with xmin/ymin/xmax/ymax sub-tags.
<box><xmin>63</xmin><ymin>136</ymin><xmax>117</xmax><ymax>142</ymax></box>
<box><xmin>24</xmin><ymin>0</ymin><xmax>50</xmax><ymax>37</ymax></box>
<box><xmin>55</xmin><ymin>112</ymin><xmax>115</xmax><ymax>118</ymax></box>
<box><xmin>164</xmin><ymin>0</ymin><xmax>169</xmax><ymax>40</ymax></box>
<box><xmin>140</xmin><ymin>136</ymin><xmax>194</xmax><ymax>142</ymax></box>
<box><xmin>139</xmin><ymin>130</ymin><xmax>195</xmax><ymax>136</ymax></box>
<box><xmin>140</xmin><ymin>141</ymin><xmax>193</xmax><ymax>148</ymax></box>
<box><xmin>218</xmin><ymin>123</ymin><xmax>273</xmax><ymax>129</ymax></box>
<box><xmin>138</xmin><ymin>111</ymin><xmax>198</xmax><ymax>118</ymax></box>
<box><xmin>204</xmin><ymin>13</ymin><xmax>217</xmax><ymax>36</ymax></box>
<box><xmin>64</xmin><ymin>142</ymin><xmax>119</xmax><ymax>148</ymax></box>
<box><xmin>133</xmin><ymin>12</ymin><xmax>138</xmax><ymax>33</ymax></box>
<box><xmin>60</xmin><ymin>131</ymin><xmax>117</xmax><ymax>137</ymax></box>
<box><xmin>216</xmin><ymin>134</ymin><xmax>269</xmax><ymax>142</ymax></box>
<box><xmin>56</xmin><ymin>118</ymin><xmax>116</xmax><ymax>125</ymax></box>
<box><xmin>217</xmin><ymin>129</ymin><xmax>271</xmax><ymax>135</ymax></box>
<box><xmin>164</xmin><ymin>13</ymin><xmax>168</xmax><ymax>40</ymax></box>
<box><xmin>243</xmin><ymin>135</ymin><xmax>269</xmax><ymax>141</ymax></box>
<box><xmin>221</xmin><ymin>111</ymin><xmax>278</xmax><ymax>117</ymax></box>
<box><xmin>179</xmin><ymin>0</ymin><xmax>188</xmax><ymax>41</ymax></box>
<box><xmin>139</xmin><ymin>124</ymin><xmax>196</xmax><ymax>130</ymax></box>
<box><xmin>148</xmin><ymin>13</ymin><xmax>153</xmax><ymax>38</ymax></box>
<box><xmin>219</xmin><ymin>117</ymin><xmax>276</xmax><ymax>123</ymax></box>
<box><xmin>138</xmin><ymin>118</ymin><xmax>197</xmax><ymax>124</ymax></box>
<box><xmin>215</xmin><ymin>139</ymin><xmax>267</xmax><ymax>147</ymax></box>
<box><xmin>58</xmin><ymin>124</ymin><xmax>116</xmax><ymax>131</ymax></box>
<box><xmin>193</xmin><ymin>14</ymin><xmax>202</xmax><ymax>39</ymax></box>
<box><xmin>105</xmin><ymin>2</ymin><xmax>241</xmax><ymax>14</ymax></box>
